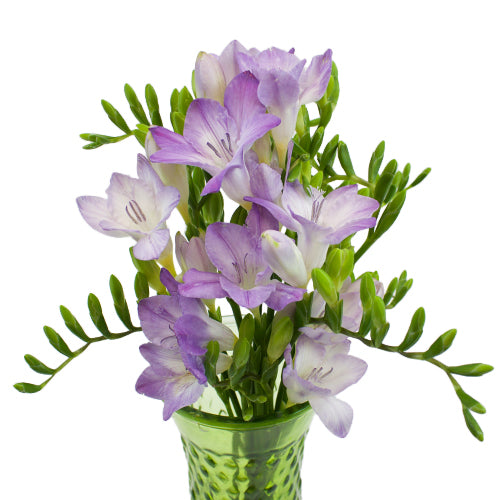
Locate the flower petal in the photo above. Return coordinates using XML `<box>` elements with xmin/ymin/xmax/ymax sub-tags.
<box><xmin>178</xmin><ymin>269</ymin><xmax>227</xmax><ymax>299</ymax></box>
<box><xmin>309</xmin><ymin>394</ymin><xmax>354</xmax><ymax>438</ymax></box>
<box><xmin>299</xmin><ymin>49</ymin><xmax>333</xmax><ymax>104</ymax></box>
<box><xmin>77</xmin><ymin>196</ymin><xmax>125</xmax><ymax>237</ymax></box>
<box><xmin>219</xmin><ymin>275</ymin><xmax>275</xmax><ymax>310</ymax></box>
<box><xmin>138</xmin><ymin>294</ymin><xmax>181</xmax><ymax>344</ymax></box>
<box><xmin>133</xmin><ymin>228</ymin><xmax>170</xmax><ymax>261</ymax></box>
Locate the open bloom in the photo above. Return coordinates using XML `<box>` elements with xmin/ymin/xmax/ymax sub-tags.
<box><xmin>76</xmin><ymin>154</ymin><xmax>180</xmax><ymax>261</ymax></box>
<box><xmin>237</xmin><ymin>46</ymin><xmax>332</xmax><ymax>163</ymax></box>
<box><xmin>283</xmin><ymin>333</ymin><xmax>367</xmax><ymax>438</ymax></box>
<box><xmin>248</xmin><ymin>180</ymin><xmax>379</xmax><ymax>275</ymax></box>
<box><xmin>179</xmin><ymin>208</ymin><xmax>305</xmax><ymax>311</ymax></box>
<box><xmin>138</xmin><ymin>269</ymin><xmax>235</xmax><ymax>383</ymax></box>
<box><xmin>149</xmin><ymin>71</ymin><xmax>280</xmax><ymax>206</ymax></box>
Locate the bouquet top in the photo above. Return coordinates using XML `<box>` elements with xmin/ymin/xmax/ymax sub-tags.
<box><xmin>15</xmin><ymin>40</ymin><xmax>493</xmax><ymax>441</ymax></box>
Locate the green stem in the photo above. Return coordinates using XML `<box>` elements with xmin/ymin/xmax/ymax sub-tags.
<box><xmin>328</xmin><ymin>174</ymin><xmax>375</xmax><ymax>190</ymax></box>
<box><xmin>39</xmin><ymin>328</ymin><xmax>141</xmax><ymax>390</ymax></box>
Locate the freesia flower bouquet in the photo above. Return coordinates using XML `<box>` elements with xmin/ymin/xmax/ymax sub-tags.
<box><xmin>15</xmin><ymin>41</ymin><xmax>493</xmax><ymax>497</ymax></box>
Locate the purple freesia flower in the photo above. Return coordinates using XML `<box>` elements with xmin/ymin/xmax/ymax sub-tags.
<box><xmin>175</xmin><ymin>232</ymin><xmax>215</xmax><ymax>275</ymax></box>
<box><xmin>179</xmin><ymin>208</ymin><xmax>305</xmax><ymax>311</ymax></box>
<box><xmin>247</xmin><ymin>148</ymin><xmax>379</xmax><ymax>274</ymax></box>
<box><xmin>237</xmin><ymin>46</ymin><xmax>332</xmax><ymax>163</ymax></box>
<box><xmin>194</xmin><ymin>40</ymin><xmax>253</xmax><ymax>104</ymax></box>
<box><xmin>138</xmin><ymin>269</ymin><xmax>235</xmax><ymax>384</ymax></box>
<box><xmin>136</xmin><ymin>337</ymin><xmax>205</xmax><ymax>421</ymax></box>
<box><xmin>149</xmin><ymin>72</ymin><xmax>280</xmax><ymax>206</ymax></box>
<box><xmin>76</xmin><ymin>154</ymin><xmax>180</xmax><ymax>261</ymax></box>
<box><xmin>283</xmin><ymin>333</ymin><xmax>367</xmax><ymax>438</ymax></box>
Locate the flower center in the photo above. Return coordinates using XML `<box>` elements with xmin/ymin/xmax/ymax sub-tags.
<box><xmin>125</xmin><ymin>200</ymin><xmax>147</xmax><ymax>225</ymax></box>
<box><xmin>306</xmin><ymin>366</ymin><xmax>333</xmax><ymax>384</ymax></box>
<box><xmin>311</xmin><ymin>194</ymin><xmax>325</xmax><ymax>223</ymax></box>
<box><xmin>206</xmin><ymin>132</ymin><xmax>234</xmax><ymax>162</ymax></box>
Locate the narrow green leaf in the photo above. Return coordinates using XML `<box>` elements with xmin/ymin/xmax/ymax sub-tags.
<box><xmin>383</xmin><ymin>277</ymin><xmax>398</xmax><ymax>305</ymax></box>
<box><xmin>82</xmin><ymin>142</ymin><xmax>102</xmax><ymax>150</ymax></box>
<box><xmin>371</xmin><ymin>322</ymin><xmax>390</xmax><ymax>348</ymax></box>
<box><xmin>319</xmin><ymin>134</ymin><xmax>339</xmax><ymax>173</ymax></box>
<box><xmin>14</xmin><ymin>382</ymin><xmax>43</xmax><ymax>394</ymax></box>
<box><xmin>462</xmin><ymin>407</ymin><xmax>484</xmax><ymax>441</ymax></box>
<box><xmin>310</xmin><ymin>126</ymin><xmax>325</xmax><ymax>157</ymax></box>
<box><xmin>134</xmin><ymin>272</ymin><xmax>150</xmax><ymax>301</ymax></box>
<box><xmin>133</xmin><ymin>129</ymin><xmax>146</xmax><ymax>147</ymax></box>
<box><xmin>324</xmin><ymin>301</ymin><xmax>343</xmax><ymax>334</ymax></box>
<box><xmin>374</xmin><ymin>159</ymin><xmax>397</xmax><ymax>202</ymax></box>
<box><xmin>448</xmin><ymin>363</ymin><xmax>494</xmax><ymax>377</ymax></box>
<box><xmin>408</xmin><ymin>167</ymin><xmax>431</xmax><ymax>189</ymax></box>
<box><xmin>171</xmin><ymin>111</ymin><xmax>185</xmax><ymax>134</ymax></box>
<box><xmin>204</xmin><ymin>340</ymin><xmax>220</xmax><ymax>386</ymax></box>
<box><xmin>399</xmin><ymin>163</ymin><xmax>411</xmax><ymax>190</ymax></box>
<box><xmin>124</xmin><ymin>83</ymin><xmax>150</xmax><ymax>125</ymax></box>
<box><xmin>129</xmin><ymin>248</ymin><xmax>166</xmax><ymax>294</ymax></box>
<box><xmin>374</xmin><ymin>191</ymin><xmax>407</xmax><ymax>240</ymax></box>
<box><xmin>371</xmin><ymin>296</ymin><xmax>386</xmax><ymax>330</ymax></box>
<box><xmin>456</xmin><ymin>389</ymin><xmax>486</xmax><ymax>414</ymax></box>
<box><xmin>101</xmin><ymin>100</ymin><xmax>131</xmax><ymax>133</ymax></box>
<box><xmin>398</xmin><ymin>307</ymin><xmax>425</xmax><ymax>351</ymax></box>
<box><xmin>230</xmin><ymin>205</ymin><xmax>248</xmax><ymax>225</ymax></box>
<box><xmin>177</xmin><ymin>86</ymin><xmax>193</xmax><ymax>115</ymax></box>
<box><xmin>60</xmin><ymin>306</ymin><xmax>91</xmax><ymax>342</ymax></box>
<box><xmin>87</xmin><ymin>294</ymin><xmax>111</xmax><ymax>337</ymax></box>
<box><xmin>318</xmin><ymin>103</ymin><xmax>334</xmax><ymax>128</ymax></box>
<box><xmin>368</xmin><ymin>141</ymin><xmax>385</xmax><ymax>184</ymax></box>
<box><xmin>422</xmin><ymin>329</ymin><xmax>457</xmax><ymax>359</ymax></box>
<box><xmin>43</xmin><ymin>326</ymin><xmax>74</xmax><ymax>357</ymax></box>
<box><xmin>24</xmin><ymin>354</ymin><xmax>55</xmax><ymax>375</ymax></box>
<box><xmin>145</xmin><ymin>84</ymin><xmax>163</xmax><ymax>126</ymax></box>
<box><xmin>360</xmin><ymin>274</ymin><xmax>376</xmax><ymax>309</ymax></box>
<box><xmin>337</xmin><ymin>141</ymin><xmax>356</xmax><ymax>176</ymax></box>
<box><xmin>109</xmin><ymin>275</ymin><xmax>134</xmax><ymax>329</ymax></box>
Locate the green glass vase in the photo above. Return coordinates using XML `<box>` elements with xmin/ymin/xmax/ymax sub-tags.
<box><xmin>173</xmin><ymin>402</ymin><xmax>314</xmax><ymax>500</ymax></box>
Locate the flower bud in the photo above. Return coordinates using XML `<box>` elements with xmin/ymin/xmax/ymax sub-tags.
<box><xmin>311</xmin><ymin>268</ymin><xmax>337</xmax><ymax>307</ymax></box>
<box><xmin>145</xmin><ymin>132</ymin><xmax>190</xmax><ymax>222</ymax></box>
<box><xmin>261</xmin><ymin>230</ymin><xmax>308</xmax><ymax>288</ymax></box>
<box><xmin>267</xmin><ymin>316</ymin><xmax>293</xmax><ymax>363</ymax></box>
<box><xmin>194</xmin><ymin>51</ymin><xmax>226</xmax><ymax>104</ymax></box>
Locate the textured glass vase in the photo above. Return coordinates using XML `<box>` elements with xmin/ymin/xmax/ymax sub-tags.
<box><xmin>173</xmin><ymin>401</ymin><xmax>314</xmax><ymax>500</ymax></box>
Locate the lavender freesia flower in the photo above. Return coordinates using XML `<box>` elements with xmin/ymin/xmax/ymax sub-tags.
<box><xmin>237</xmin><ymin>46</ymin><xmax>333</xmax><ymax>163</ymax></box>
<box><xmin>136</xmin><ymin>269</ymin><xmax>235</xmax><ymax>418</ymax></box>
<box><xmin>283</xmin><ymin>333</ymin><xmax>367</xmax><ymax>437</ymax></box>
<box><xmin>175</xmin><ymin>232</ymin><xmax>215</xmax><ymax>275</ymax></box>
<box><xmin>149</xmin><ymin>72</ymin><xmax>280</xmax><ymax>206</ymax></box>
<box><xmin>247</xmin><ymin>149</ymin><xmax>379</xmax><ymax>275</ymax></box>
<box><xmin>77</xmin><ymin>154</ymin><xmax>180</xmax><ymax>261</ymax></box>
<box><xmin>179</xmin><ymin>208</ymin><xmax>305</xmax><ymax>311</ymax></box>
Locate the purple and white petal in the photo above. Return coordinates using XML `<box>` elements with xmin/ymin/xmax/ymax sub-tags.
<box><xmin>179</xmin><ymin>269</ymin><xmax>227</xmax><ymax>299</ymax></box>
<box><xmin>133</xmin><ymin>228</ymin><xmax>170</xmax><ymax>261</ymax></box>
<box><xmin>219</xmin><ymin>276</ymin><xmax>275</xmax><ymax>310</ymax></box>
<box><xmin>308</xmin><ymin>394</ymin><xmax>354</xmax><ymax>438</ymax></box>
<box><xmin>298</xmin><ymin>49</ymin><xmax>333</xmax><ymax>104</ymax></box>
<box><xmin>265</xmin><ymin>281</ymin><xmax>306</xmax><ymax>311</ymax></box>
<box><xmin>138</xmin><ymin>295</ymin><xmax>180</xmax><ymax>344</ymax></box>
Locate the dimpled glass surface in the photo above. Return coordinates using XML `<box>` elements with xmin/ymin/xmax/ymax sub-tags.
<box><xmin>173</xmin><ymin>403</ymin><xmax>314</xmax><ymax>500</ymax></box>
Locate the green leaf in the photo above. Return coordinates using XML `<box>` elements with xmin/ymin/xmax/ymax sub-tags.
<box><xmin>310</xmin><ymin>126</ymin><xmax>325</xmax><ymax>157</ymax></box>
<box><xmin>109</xmin><ymin>275</ymin><xmax>134</xmax><ymax>329</ymax></box>
<box><xmin>133</xmin><ymin>129</ymin><xmax>146</xmax><ymax>147</ymax></box>
<box><xmin>374</xmin><ymin>191</ymin><xmax>407</xmax><ymax>240</ymax></box>
<box><xmin>462</xmin><ymin>408</ymin><xmax>484</xmax><ymax>441</ymax></box>
<box><xmin>101</xmin><ymin>100</ymin><xmax>131</xmax><ymax>134</ymax></box>
<box><xmin>324</xmin><ymin>301</ymin><xmax>343</xmax><ymax>334</ymax></box>
<box><xmin>371</xmin><ymin>296</ymin><xmax>386</xmax><ymax>330</ymax></box>
<box><xmin>145</xmin><ymin>84</ymin><xmax>163</xmax><ymax>126</ymax></box>
<box><xmin>238</xmin><ymin>314</ymin><xmax>255</xmax><ymax>343</ymax></box>
<box><xmin>134</xmin><ymin>272</ymin><xmax>150</xmax><ymax>301</ymax></box>
<box><xmin>374</xmin><ymin>159</ymin><xmax>397</xmax><ymax>202</ymax></box>
<box><xmin>408</xmin><ymin>167</ymin><xmax>431</xmax><ymax>189</ymax></box>
<box><xmin>177</xmin><ymin>86</ymin><xmax>193</xmax><ymax>115</ymax></box>
<box><xmin>371</xmin><ymin>322</ymin><xmax>390</xmax><ymax>348</ymax></box>
<box><xmin>318</xmin><ymin>103</ymin><xmax>334</xmax><ymax>128</ymax></box>
<box><xmin>337</xmin><ymin>141</ymin><xmax>356</xmax><ymax>176</ymax></box>
<box><xmin>456</xmin><ymin>389</ymin><xmax>486</xmax><ymax>414</ymax></box>
<box><xmin>422</xmin><ymin>329</ymin><xmax>457</xmax><ymax>359</ymax></box>
<box><xmin>24</xmin><ymin>354</ymin><xmax>55</xmax><ymax>375</ymax></box>
<box><xmin>204</xmin><ymin>341</ymin><xmax>220</xmax><ymax>386</ymax></box>
<box><xmin>82</xmin><ymin>142</ymin><xmax>102</xmax><ymax>150</ymax></box>
<box><xmin>311</xmin><ymin>268</ymin><xmax>337</xmax><ymax>307</ymax></box>
<box><xmin>14</xmin><ymin>382</ymin><xmax>43</xmax><ymax>394</ymax></box>
<box><xmin>171</xmin><ymin>111</ymin><xmax>185</xmax><ymax>134</ymax></box>
<box><xmin>399</xmin><ymin>163</ymin><xmax>411</xmax><ymax>190</ymax></box>
<box><xmin>230</xmin><ymin>205</ymin><xmax>248</xmax><ymax>225</ymax></box>
<box><xmin>383</xmin><ymin>277</ymin><xmax>398</xmax><ymax>305</ymax></box>
<box><xmin>448</xmin><ymin>363</ymin><xmax>494</xmax><ymax>377</ymax></box>
<box><xmin>87</xmin><ymin>294</ymin><xmax>111</xmax><ymax>337</ymax></box>
<box><xmin>368</xmin><ymin>141</ymin><xmax>385</xmax><ymax>184</ymax></box>
<box><xmin>124</xmin><ymin>84</ymin><xmax>150</xmax><ymax>125</ymax></box>
<box><xmin>360</xmin><ymin>273</ymin><xmax>376</xmax><ymax>309</ymax></box>
<box><xmin>129</xmin><ymin>248</ymin><xmax>166</xmax><ymax>294</ymax></box>
<box><xmin>43</xmin><ymin>326</ymin><xmax>73</xmax><ymax>357</ymax></box>
<box><xmin>229</xmin><ymin>339</ymin><xmax>251</xmax><ymax>386</ymax></box>
<box><xmin>319</xmin><ymin>134</ymin><xmax>339</xmax><ymax>173</ymax></box>
<box><xmin>60</xmin><ymin>306</ymin><xmax>91</xmax><ymax>342</ymax></box>
<box><xmin>267</xmin><ymin>316</ymin><xmax>293</xmax><ymax>362</ymax></box>
<box><xmin>398</xmin><ymin>307</ymin><xmax>425</xmax><ymax>351</ymax></box>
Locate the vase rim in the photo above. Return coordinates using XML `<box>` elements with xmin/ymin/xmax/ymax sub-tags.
<box><xmin>174</xmin><ymin>402</ymin><xmax>312</xmax><ymax>431</ymax></box>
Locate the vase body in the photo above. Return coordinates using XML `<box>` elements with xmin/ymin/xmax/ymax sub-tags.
<box><xmin>173</xmin><ymin>403</ymin><xmax>313</xmax><ymax>500</ymax></box>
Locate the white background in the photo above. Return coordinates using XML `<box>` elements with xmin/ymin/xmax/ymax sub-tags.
<box><xmin>1</xmin><ymin>1</ymin><xmax>499</xmax><ymax>498</ymax></box>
